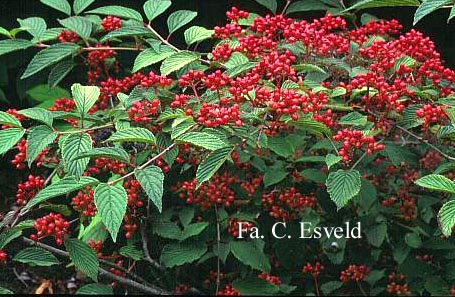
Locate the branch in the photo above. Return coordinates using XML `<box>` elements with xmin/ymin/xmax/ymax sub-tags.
<box><xmin>22</xmin><ymin>237</ymin><xmax>171</xmax><ymax>295</ymax></box>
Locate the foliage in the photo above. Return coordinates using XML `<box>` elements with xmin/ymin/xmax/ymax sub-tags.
<box><xmin>0</xmin><ymin>0</ymin><xmax>455</xmax><ymax>295</ymax></box>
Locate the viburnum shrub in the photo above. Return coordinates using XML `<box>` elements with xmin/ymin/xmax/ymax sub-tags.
<box><xmin>1</xmin><ymin>0</ymin><xmax>455</xmax><ymax>295</ymax></box>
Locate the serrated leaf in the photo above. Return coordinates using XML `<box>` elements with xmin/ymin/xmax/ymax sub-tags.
<box><xmin>119</xmin><ymin>245</ymin><xmax>143</xmax><ymax>261</ymax></box>
<box><xmin>160</xmin><ymin>51</ymin><xmax>200</xmax><ymax>76</ymax></box>
<box><xmin>264</xmin><ymin>169</ymin><xmax>287</xmax><ymax>187</ymax></box>
<box><xmin>13</xmin><ymin>247</ymin><xmax>59</xmax><ymax>266</ymax></box>
<box><xmin>40</xmin><ymin>0</ymin><xmax>71</xmax><ymax>15</ymax></box>
<box><xmin>65</xmin><ymin>238</ymin><xmax>99</xmax><ymax>282</ymax></box>
<box><xmin>0</xmin><ymin>128</ymin><xmax>25</xmax><ymax>155</ymax></box>
<box><xmin>289</xmin><ymin>117</ymin><xmax>332</xmax><ymax>137</ymax></box>
<box><xmin>107</xmin><ymin>127</ymin><xmax>156</xmax><ymax>144</ymax></box>
<box><xmin>59</xmin><ymin>16</ymin><xmax>93</xmax><ymax>38</ymax></box>
<box><xmin>176</xmin><ymin>132</ymin><xmax>227</xmax><ymax>151</ymax></box>
<box><xmin>286</xmin><ymin>0</ymin><xmax>331</xmax><ymax>14</ymax></box>
<box><xmin>0</xmin><ymin>111</ymin><xmax>22</xmax><ymax>128</ymax></box>
<box><xmin>74</xmin><ymin>0</ymin><xmax>96</xmax><ymax>15</ymax></box>
<box><xmin>48</xmin><ymin>59</ymin><xmax>75</xmax><ymax>88</ymax></box>
<box><xmin>132</xmin><ymin>47</ymin><xmax>175</xmax><ymax>73</ymax></box>
<box><xmin>326</xmin><ymin>169</ymin><xmax>362</xmax><ymax>209</ymax></box>
<box><xmin>0</xmin><ymin>229</ymin><xmax>22</xmax><ymax>249</ymax></box>
<box><xmin>18</xmin><ymin>107</ymin><xmax>54</xmax><ymax>127</ymax></box>
<box><xmin>22</xmin><ymin>43</ymin><xmax>80</xmax><ymax>79</ymax></box>
<box><xmin>255</xmin><ymin>0</ymin><xmax>278</xmax><ymax>13</ymax></box>
<box><xmin>62</xmin><ymin>133</ymin><xmax>92</xmax><ymax>177</ymax></box>
<box><xmin>392</xmin><ymin>55</ymin><xmax>417</xmax><ymax>72</ymax></box>
<box><xmin>233</xmin><ymin>277</ymin><xmax>280</xmax><ymax>295</ymax></box>
<box><xmin>171</xmin><ymin>120</ymin><xmax>195</xmax><ymax>140</ymax></box>
<box><xmin>449</xmin><ymin>5</ymin><xmax>455</xmax><ymax>22</ymax></box>
<box><xmin>167</xmin><ymin>10</ymin><xmax>197</xmax><ymax>35</ymax></box>
<box><xmin>25</xmin><ymin>176</ymin><xmax>99</xmax><ymax>210</ymax></box>
<box><xmin>32</xmin><ymin>27</ymin><xmax>64</xmax><ymax>43</ymax></box>
<box><xmin>438</xmin><ymin>200</ymin><xmax>455</xmax><ymax>237</ymax></box>
<box><xmin>230</xmin><ymin>240</ymin><xmax>271</xmax><ymax>273</ymax></box>
<box><xmin>415</xmin><ymin>174</ymin><xmax>455</xmax><ymax>194</ymax></box>
<box><xmin>71</xmin><ymin>83</ymin><xmax>100</xmax><ymax>115</ymax></box>
<box><xmin>180</xmin><ymin>222</ymin><xmax>209</xmax><ymax>241</ymax></box>
<box><xmin>26</xmin><ymin>125</ymin><xmax>58</xmax><ymax>166</ymax></box>
<box><xmin>268</xmin><ymin>136</ymin><xmax>294</xmax><ymax>158</ymax></box>
<box><xmin>18</xmin><ymin>17</ymin><xmax>46</xmax><ymax>38</ymax></box>
<box><xmin>0</xmin><ymin>39</ymin><xmax>34</xmax><ymax>56</ymax></box>
<box><xmin>94</xmin><ymin>183</ymin><xmax>128</xmax><ymax>242</ymax></box>
<box><xmin>366</xmin><ymin>224</ymin><xmax>387</xmax><ymax>247</ymax></box>
<box><xmin>87</xmin><ymin>6</ymin><xmax>143</xmax><ymax>22</ymax></box>
<box><xmin>100</xmin><ymin>26</ymin><xmax>153</xmax><ymax>42</ymax></box>
<box><xmin>226</xmin><ymin>61</ymin><xmax>257</xmax><ymax>78</ymax></box>
<box><xmin>345</xmin><ymin>0</ymin><xmax>420</xmax><ymax>11</ymax></box>
<box><xmin>184</xmin><ymin>26</ymin><xmax>214</xmax><ymax>45</ymax></box>
<box><xmin>144</xmin><ymin>0</ymin><xmax>172</xmax><ymax>21</ymax></box>
<box><xmin>26</xmin><ymin>84</ymin><xmax>71</xmax><ymax>103</ymax></box>
<box><xmin>325</xmin><ymin>154</ymin><xmax>342</xmax><ymax>170</ymax></box>
<box><xmin>76</xmin><ymin>284</ymin><xmax>113</xmax><ymax>295</ymax></box>
<box><xmin>414</xmin><ymin>0</ymin><xmax>452</xmax><ymax>25</ymax></box>
<box><xmin>320</xmin><ymin>281</ymin><xmax>343</xmax><ymax>295</ymax></box>
<box><xmin>339</xmin><ymin>112</ymin><xmax>368</xmax><ymax>126</ymax></box>
<box><xmin>300</xmin><ymin>168</ymin><xmax>327</xmax><ymax>183</ymax></box>
<box><xmin>196</xmin><ymin>147</ymin><xmax>233</xmax><ymax>187</ymax></box>
<box><xmin>0</xmin><ymin>287</ymin><xmax>13</xmax><ymax>294</ymax></box>
<box><xmin>76</xmin><ymin>147</ymin><xmax>130</xmax><ymax>163</ymax></box>
<box><xmin>160</xmin><ymin>243</ymin><xmax>207</xmax><ymax>267</ymax></box>
<box><xmin>223</xmin><ymin>52</ymin><xmax>249</xmax><ymax>69</ymax></box>
<box><xmin>135</xmin><ymin>166</ymin><xmax>164</xmax><ymax>212</ymax></box>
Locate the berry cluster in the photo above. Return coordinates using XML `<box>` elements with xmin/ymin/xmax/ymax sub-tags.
<box><xmin>419</xmin><ymin>151</ymin><xmax>441</xmax><ymax>170</ymax></box>
<box><xmin>262</xmin><ymin>188</ymin><xmax>317</xmax><ymax>220</ymax></box>
<box><xmin>196</xmin><ymin>102</ymin><xmax>242</xmax><ymax>127</ymax></box>
<box><xmin>258</xmin><ymin>273</ymin><xmax>281</xmax><ymax>285</ymax></box>
<box><xmin>128</xmin><ymin>99</ymin><xmax>161</xmax><ymax>123</ymax></box>
<box><xmin>415</xmin><ymin>104</ymin><xmax>448</xmax><ymax>128</ymax></box>
<box><xmin>86</xmin><ymin>157</ymin><xmax>128</xmax><ymax>176</ymax></box>
<box><xmin>16</xmin><ymin>175</ymin><xmax>45</xmax><ymax>207</ymax></box>
<box><xmin>57</xmin><ymin>30</ymin><xmax>79</xmax><ymax>43</ymax></box>
<box><xmin>30</xmin><ymin>213</ymin><xmax>70</xmax><ymax>245</ymax></box>
<box><xmin>227</xmin><ymin>218</ymin><xmax>254</xmax><ymax>237</ymax></box>
<box><xmin>340</xmin><ymin>265</ymin><xmax>370</xmax><ymax>282</ymax></box>
<box><xmin>217</xmin><ymin>285</ymin><xmax>240</xmax><ymax>296</ymax></box>
<box><xmin>302</xmin><ymin>262</ymin><xmax>323</xmax><ymax>277</ymax></box>
<box><xmin>333</xmin><ymin>129</ymin><xmax>384</xmax><ymax>162</ymax></box>
<box><xmin>101</xmin><ymin>16</ymin><xmax>122</xmax><ymax>31</ymax></box>
<box><xmin>0</xmin><ymin>250</ymin><xmax>6</xmax><ymax>264</ymax></box>
<box><xmin>386</xmin><ymin>273</ymin><xmax>411</xmax><ymax>296</ymax></box>
<box><xmin>71</xmin><ymin>187</ymin><xmax>96</xmax><ymax>217</ymax></box>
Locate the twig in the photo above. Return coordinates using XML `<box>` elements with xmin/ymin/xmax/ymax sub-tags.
<box><xmin>281</xmin><ymin>0</ymin><xmax>292</xmax><ymax>14</ymax></box>
<box><xmin>57</xmin><ymin>123</ymin><xmax>114</xmax><ymax>135</ymax></box>
<box><xmin>140</xmin><ymin>205</ymin><xmax>164</xmax><ymax>271</ymax></box>
<box><xmin>357</xmin><ymin>281</ymin><xmax>367</xmax><ymax>296</ymax></box>
<box><xmin>22</xmin><ymin>237</ymin><xmax>171</xmax><ymax>295</ymax></box>
<box><xmin>108</xmin><ymin>143</ymin><xmax>176</xmax><ymax>186</ymax></box>
<box><xmin>13</xmin><ymin>268</ymin><xmax>29</xmax><ymax>288</ymax></box>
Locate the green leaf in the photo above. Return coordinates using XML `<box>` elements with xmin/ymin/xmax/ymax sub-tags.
<box><xmin>13</xmin><ymin>247</ymin><xmax>59</xmax><ymax>266</ymax></box>
<box><xmin>289</xmin><ymin>117</ymin><xmax>331</xmax><ymax>137</ymax></box>
<box><xmin>381</xmin><ymin>144</ymin><xmax>417</xmax><ymax>166</ymax></box>
<box><xmin>167</xmin><ymin>10</ymin><xmax>197</xmax><ymax>35</ymax></box>
<box><xmin>414</xmin><ymin>0</ymin><xmax>452</xmax><ymax>25</ymax></box>
<box><xmin>107</xmin><ymin>127</ymin><xmax>156</xmax><ymax>144</ymax></box>
<box><xmin>326</xmin><ymin>169</ymin><xmax>362</xmax><ymax>210</ymax></box>
<box><xmin>345</xmin><ymin>0</ymin><xmax>420</xmax><ymax>11</ymax></box>
<box><xmin>325</xmin><ymin>154</ymin><xmax>342</xmax><ymax>170</ymax></box>
<box><xmin>73</xmin><ymin>0</ymin><xmax>96</xmax><ymax>15</ymax></box>
<box><xmin>119</xmin><ymin>245</ymin><xmax>143</xmax><ymax>261</ymax></box>
<box><xmin>180</xmin><ymin>222</ymin><xmax>209</xmax><ymax>241</ymax></box>
<box><xmin>76</xmin><ymin>147</ymin><xmax>130</xmax><ymax>163</ymax></box>
<box><xmin>300</xmin><ymin>168</ymin><xmax>327</xmax><ymax>183</ymax></box>
<box><xmin>25</xmin><ymin>176</ymin><xmax>99</xmax><ymax>210</ymax></box>
<box><xmin>438</xmin><ymin>200</ymin><xmax>455</xmax><ymax>236</ymax></box>
<box><xmin>71</xmin><ymin>83</ymin><xmax>100</xmax><ymax>115</ymax></box>
<box><xmin>22</xmin><ymin>43</ymin><xmax>80</xmax><ymax>79</ymax></box>
<box><xmin>268</xmin><ymin>136</ymin><xmax>294</xmax><ymax>158</ymax></box>
<box><xmin>0</xmin><ymin>229</ymin><xmax>22</xmax><ymax>249</ymax></box>
<box><xmin>87</xmin><ymin>6</ymin><xmax>143</xmax><ymax>22</ymax></box>
<box><xmin>160</xmin><ymin>243</ymin><xmax>207</xmax><ymax>268</ymax></box>
<box><xmin>18</xmin><ymin>107</ymin><xmax>54</xmax><ymax>127</ymax></box>
<box><xmin>449</xmin><ymin>5</ymin><xmax>455</xmax><ymax>22</ymax></box>
<box><xmin>264</xmin><ymin>169</ymin><xmax>288</xmax><ymax>187</ymax></box>
<box><xmin>160</xmin><ymin>51</ymin><xmax>200</xmax><ymax>76</ymax></box>
<box><xmin>100</xmin><ymin>26</ymin><xmax>154</xmax><ymax>42</ymax></box>
<box><xmin>255</xmin><ymin>0</ymin><xmax>278</xmax><ymax>13</ymax></box>
<box><xmin>176</xmin><ymin>132</ymin><xmax>228</xmax><ymax>151</ymax></box>
<box><xmin>135</xmin><ymin>166</ymin><xmax>164</xmax><ymax>212</ymax></box>
<box><xmin>144</xmin><ymin>0</ymin><xmax>172</xmax><ymax>21</ymax></box>
<box><xmin>76</xmin><ymin>284</ymin><xmax>113</xmax><ymax>295</ymax></box>
<box><xmin>393</xmin><ymin>55</ymin><xmax>417</xmax><ymax>72</ymax></box>
<box><xmin>424</xmin><ymin>276</ymin><xmax>450</xmax><ymax>295</ymax></box>
<box><xmin>286</xmin><ymin>0</ymin><xmax>331</xmax><ymax>14</ymax></box>
<box><xmin>405</xmin><ymin>232</ymin><xmax>422</xmax><ymax>248</ymax></box>
<box><xmin>65</xmin><ymin>238</ymin><xmax>99</xmax><ymax>282</ymax></box>
<box><xmin>17</xmin><ymin>17</ymin><xmax>47</xmax><ymax>38</ymax></box>
<box><xmin>0</xmin><ymin>128</ymin><xmax>25</xmax><ymax>155</ymax></box>
<box><xmin>184</xmin><ymin>26</ymin><xmax>214</xmax><ymax>45</ymax></box>
<box><xmin>0</xmin><ymin>111</ymin><xmax>22</xmax><ymax>128</ymax></box>
<box><xmin>339</xmin><ymin>112</ymin><xmax>368</xmax><ymax>126</ymax></box>
<box><xmin>132</xmin><ymin>47</ymin><xmax>175</xmax><ymax>73</ymax></box>
<box><xmin>26</xmin><ymin>125</ymin><xmax>58</xmax><ymax>166</ymax></box>
<box><xmin>321</xmin><ymin>281</ymin><xmax>343</xmax><ymax>295</ymax></box>
<box><xmin>59</xmin><ymin>16</ymin><xmax>93</xmax><ymax>38</ymax></box>
<box><xmin>0</xmin><ymin>287</ymin><xmax>13</xmax><ymax>294</ymax></box>
<box><xmin>0</xmin><ymin>39</ymin><xmax>34</xmax><ymax>56</ymax></box>
<box><xmin>415</xmin><ymin>174</ymin><xmax>455</xmax><ymax>194</ymax></box>
<box><xmin>230</xmin><ymin>240</ymin><xmax>271</xmax><ymax>273</ymax></box>
<box><xmin>366</xmin><ymin>223</ymin><xmax>387</xmax><ymax>247</ymax></box>
<box><xmin>233</xmin><ymin>277</ymin><xmax>280</xmax><ymax>295</ymax></box>
<box><xmin>62</xmin><ymin>133</ymin><xmax>93</xmax><ymax>177</ymax></box>
<box><xmin>40</xmin><ymin>0</ymin><xmax>71</xmax><ymax>15</ymax></box>
<box><xmin>94</xmin><ymin>183</ymin><xmax>128</xmax><ymax>242</ymax></box>
<box><xmin>32</xmin><ymin>27</ymin><xmax>65</xmax><ymax>43</ymax></box>
<box><xmin>27</xmin><ymin>84</ymin><xmax>71</xmax><ymax>102</ymax></box>
<box><xmin>196</xmin><ymin>147</ymin><xmax>234</xmax><ymax>187</ymax></box>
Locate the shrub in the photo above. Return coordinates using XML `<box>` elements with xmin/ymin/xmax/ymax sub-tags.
<box><xmin>0</xmin><ymin>0</ymin><xmax>455</xmax><ymax>295</ymax></box>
